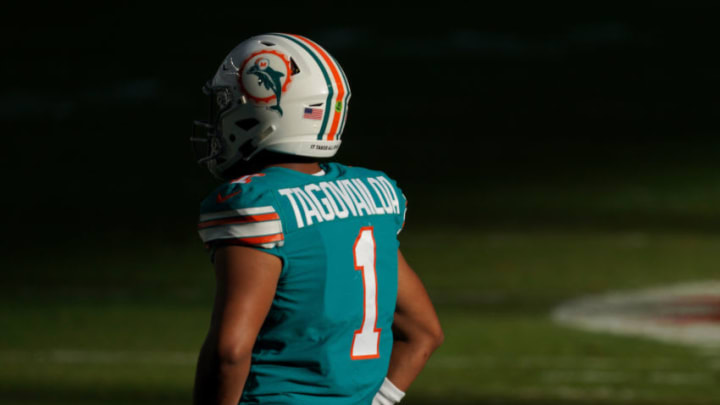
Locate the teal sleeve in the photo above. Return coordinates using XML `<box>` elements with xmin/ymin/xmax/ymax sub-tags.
<box><xmin>197</xmin><ymin>177</ymin><xmax>286</xmax><ymax>255</ymax></box>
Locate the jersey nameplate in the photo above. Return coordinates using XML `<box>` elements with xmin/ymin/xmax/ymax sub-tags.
<box><xmin>278</xmin><ymin>176</ymin><xmax>400</xmax><ymax>228</ymax></box>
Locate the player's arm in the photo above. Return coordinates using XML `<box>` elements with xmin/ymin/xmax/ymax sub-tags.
<box><xmin>193</xmin><ymin>245</ymin><xmax>282</xmax><ymax>405</ymax></box>
<box><xmin>378</xmin><ymin>249</ymin><xmax>444</xmax><ymax>401</ymax></box>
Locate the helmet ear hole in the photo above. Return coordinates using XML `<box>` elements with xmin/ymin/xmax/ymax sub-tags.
<box><xmin>236</xmin><ymin>118</ymin><xmax>259</xmax><ymax>131</ymax></box>
<box><xmin>290</xmin><ymin>57</ymin><xmax>301</xmax><ymax>75</ymax></box>
<box><xmin>229</xmin><ymin>134</ymin><xmax>236</xmax><ymax>142</ymax></box>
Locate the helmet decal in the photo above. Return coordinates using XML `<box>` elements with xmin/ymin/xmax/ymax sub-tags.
<box><xmin>331</xmin><ymin>54</ymin><xmax>351</xmax><ymax>140</ymax></box>
<box><xmin>275</xmin><ymin>33</ymin><xmax>349</xmax><ymax>141</ymax></box>
<box><xmin>239</xmin><ymin>50</ymin><xmax>293</xmax><ymax>116</ymax></box>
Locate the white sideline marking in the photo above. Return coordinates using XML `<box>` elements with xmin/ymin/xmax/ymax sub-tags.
<box><xmin>431</xmin><ymin>355</ymin><xmax>716</xmax><ymax>386</ymax></box>
<box><xmin>541</xmin><ymin>370</ymin><xmax>632</xmax><ymax>384</ymax></box>
<box><xmin>6</xmin><ymin>350</ymin><xmax>717</xmax><ymax>369</ymax></box>
<box><xmin>539</xmin><ymin>385</ymin><xmax>643</xmax><ymax>401</ymax></box>
<box><xmin>2</xmin><ymin>350</ymin><xmax>717</xmax><ymax>389</ymax></box>
<box><xmin>552</xmin><ymin>280</ymin><xmax>720</xmax><ymax>348</ymax></box>
<box><xmin>432</xmin><ymin>354</ymin><xmax>720</xmax><ymax>370</ymax></box>
<box><xmin>541</xmin><ymin>370</ymin><xmax>712</xmax><ymax>385</ymax></box>
<box><xmin>0</xmin><ymin>350</ymin><xmax>196</xmax><ymax>365</ymax></box>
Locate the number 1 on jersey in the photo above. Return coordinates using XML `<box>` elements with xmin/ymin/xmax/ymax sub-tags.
<box><xmin>351</xmin><ymin>226</ymin><xmax>381</xmax><ymax>359</ymax></box>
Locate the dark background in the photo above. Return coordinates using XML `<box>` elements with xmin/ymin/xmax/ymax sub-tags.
<box><xmin>4</xmin><ymin>4</ymin><xmax>720</xmax><ymax>252</ymax></box>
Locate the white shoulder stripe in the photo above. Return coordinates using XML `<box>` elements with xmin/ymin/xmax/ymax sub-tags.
<box><xmin>198</xmin><ymin>220</ymin><xmax>283</xmax><ymax>243</ymax></box>
<box><xmin>257</xmin><ymin>242</ymin><xmax>283</xmax><ymax>249</ymax></box>
<box><xmin>199</xmin><ymin>206</ymin><xmax>276</xmax><ymax>222</ymax></box>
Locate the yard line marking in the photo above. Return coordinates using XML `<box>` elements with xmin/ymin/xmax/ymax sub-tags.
<box><xmin>430</xmin><ymin>354</ymin><xmax>716</xmax><ymax>370</ymax></box>
<box><xmin>0</xmin><ymin>350</ymin><xmax>196</xmax><ymax>365</ymax></box>
<box><xmin>541</xmin><ymin>370</ymin><xmax>633</xmax><ymax>384</ymax></box>
<box><xmin>1</xmin><ymin>349</ymin><xmax>716</xmax><ymax>389</ymax></box>
<box><xmin>538</xmin><ymin>385</ymin><xmax>644</xmax><ymax>401</ymax></box>
<box><xmin>541</xmin><ymin>370</ymin><xmax>712</xmax><ymax>385</ymax></box>
<box><xmin>648</xmin><ymin>371</ymin><xmax>714</xmax><ymax>385</ymax></box>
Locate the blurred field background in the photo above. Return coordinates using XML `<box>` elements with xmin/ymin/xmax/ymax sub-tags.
<box><xmin>3</xmin><ymin>4</ymin><xmax>720</xmax><ymax>404</ymax></box>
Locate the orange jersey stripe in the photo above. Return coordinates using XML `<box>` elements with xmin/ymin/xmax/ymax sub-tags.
<box><xmin>290</xmin><ymin>34</ymin><xmax>345</xmax><ymax>141</ymax></box>
<box><xmin>238</xmin><ymin>233</ymin><xmax>284</xmax><ymax>245</ymax></box>
<box><xmin>197</xmin><ymin>213</ymin><xmax>280</xmax><ymax>229</ymax></box>
<box><xmin>207</xmin><ymin>233</ymin><xmax>284</xmax><ymax>247</ymax></box>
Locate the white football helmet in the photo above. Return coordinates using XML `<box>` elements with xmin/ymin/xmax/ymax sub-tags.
<box><xmin>192</xmin><ymin>33</ymin><xmax>351</xmax><ymax>178</ymax></box>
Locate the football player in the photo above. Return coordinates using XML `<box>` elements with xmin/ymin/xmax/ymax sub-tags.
<box><xmin>191</xmin><ymin>33</ymin><xmax>443</xmax><ymax>405</ymax></box>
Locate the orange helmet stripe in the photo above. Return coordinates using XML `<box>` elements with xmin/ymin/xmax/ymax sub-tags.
<box><xmin>289</xmin><ymin>34</ymin><xmax>346</xmax><ymax>141</ymax></box>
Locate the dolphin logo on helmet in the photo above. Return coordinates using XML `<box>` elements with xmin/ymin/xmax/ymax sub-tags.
<box><xmin>246</xmin><ymin>57</ymin><xmax>285</xmax><ymax>116</ymax></box>
<box><xmin>239</xmin><ymin>50</ymin><xmax>293</xmax><ymax>117</ymax></box>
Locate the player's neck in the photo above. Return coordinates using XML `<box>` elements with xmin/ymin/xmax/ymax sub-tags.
<box><xmin>222</xmin><ymin>152</ymin><xmax>323</xmax><ymax>179</ymax></box>
<box><xmin>266</xmin><ymin>162</ymin><xmax>323</xmax><ymax>175</ymax></box>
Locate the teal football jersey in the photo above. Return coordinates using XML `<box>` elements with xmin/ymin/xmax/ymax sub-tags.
<box><xmin>198</xmin><ymin>162</ymin><xmax>407</xmax><ymax>404</ymax></box>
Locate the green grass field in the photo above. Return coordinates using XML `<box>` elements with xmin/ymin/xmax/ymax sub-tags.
<box><xmin>2</xmin><ymin>225</ymin><xmax>720</xmax><ymax>404</ymax></box>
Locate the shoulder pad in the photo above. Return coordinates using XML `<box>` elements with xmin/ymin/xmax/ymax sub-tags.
<box><xmin>197</xmin><ymin>173</ymin><xmax>283</xmax><ymax>249</ymax></box>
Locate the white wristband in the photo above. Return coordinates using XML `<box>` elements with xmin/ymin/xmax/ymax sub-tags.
<box><xmin>372</xmin><ymin>377</ymin><xmax>406</xmax><ymax>405</ymax></box>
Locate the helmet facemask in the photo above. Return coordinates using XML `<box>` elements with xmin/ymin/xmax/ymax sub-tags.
<box><xmin>191</xmin><ymin>84</ymin><xmax>242</xmax><ymax>178</ymax></box>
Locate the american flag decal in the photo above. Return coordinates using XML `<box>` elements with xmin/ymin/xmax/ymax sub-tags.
<box><xmin>303</xmin><ymin>107</ymin><xmax>323</xmax><ymax>120</ymax></box>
